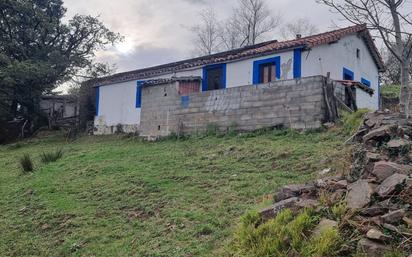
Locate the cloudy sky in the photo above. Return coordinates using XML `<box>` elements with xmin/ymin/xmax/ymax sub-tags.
<box><xmin>63</xmin><ymin>0</ymin><xmax>346</xmax><ymax>74</ymax></box>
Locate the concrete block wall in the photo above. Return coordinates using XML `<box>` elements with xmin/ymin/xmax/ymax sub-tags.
<box><xmin>140</xmin><ymin>76</ymin><xmax>336</xmax><ymax>137</ymax></box>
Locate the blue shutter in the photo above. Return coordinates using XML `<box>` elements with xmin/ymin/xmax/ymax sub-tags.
<box><xmin>361</xmin><ymin>78</ymin><xmax>371</xmax><ymax>87</ymax></box>
<box><xmin>293</xmin><ymin>48</ymin><xmax>302</xmax><ymax>79</ymax></box>
<box><xmin>136</xmin><ymin>81</ymin><xmax>143</xmax><ymax>108</ymax></box>
<box><xmin>95</xmin><ymin>86</ymin><xmax>100</xmax><ymax>116</ymax></box>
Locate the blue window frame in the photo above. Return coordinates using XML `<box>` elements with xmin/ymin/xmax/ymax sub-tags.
<box><xmin>293</xmin><ymin>48</ymin><xmax>302</xmax><ymax>79</ymax></box>
<box><xmin>95</xmin><ymin>86</ymin><xmax>100</xmax><ymax>116</ymax></box>
<box><xmin>202</xmin><ymin>63</ymin><xmax>227</xmax><ymax>91</ymax></box>
<box><xmin>253</xmin><ymin>56</ymin><xmax>281</xmax><ymax>84</ymax></box>
<box><xmin>361</xmin><ymin>78</ymin><xmax>371</xmax><ymax>87</ymax></box>
<box><xmin>343</xmin><ymin>67</ymin><xmax>354</xmax><ymax>80</ymax></box>
<box><xmin>136</xmin><ymin>81</ymin><xmax>144</xmax><ymax>108</ymax></box>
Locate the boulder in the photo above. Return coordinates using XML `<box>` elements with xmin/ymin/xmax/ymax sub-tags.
<box><xmin>312</xmin><ymin>218</ymin><xmax>338</xmax><ymax>236</ymax></box>
<box><xmin>260</xmin><ymin>197</ymin><xmax>300</xmax><ymax>220</ymax></box>
<box><xmin>361</xmin><ymin>206</ymin><xmax>387</xmax><ymax>217</ymax></box>
<box><xmin>387</xmin><ymin>138</ymin><xmax>411</xmax><ymax>149</ymax></box>
<box><xmin>273</xmin><ymin>184</ymin><xmax>316</xmax><ymax>202</ymax></box>
<box><xmin>362</xmin><ymin>125</ymin><xmax>395</xmax><ymax>142</ymax></box>
<box><xmin>372</xmin><ymin>161</ymin><xmax>410</xmax><ymax>182</ymax></box>
<box><xmin>366</xmin><ymin>229</ymin><xmax>391</xmax><ymax>242</ymax></box>
<box><xmin>347</xmin><ymin>180</ymin><xmax>374</xmax><ymax>209</ymax></box>
<box><xmin>381</xmin><ymin>209</ymin><xmax>406</xmax><ymax>224</ymax></box>
<box><xmin>357</xmin><ymin>238</ymin><xmax>390</xmax><ymax>257</ymax></box>
<box><xmin>295</xmin><ymin>198</ymin><xmax>320</xmax><ymax>209</ymax></box>
<box><xmin>376</xmin><ymin>173</ymin><xmax>408</xmax><ymax>197</ymax></box>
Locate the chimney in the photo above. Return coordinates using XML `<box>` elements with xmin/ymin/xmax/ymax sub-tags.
<box><xmin>296</xmin><ymin>34</ymin><xmax>302</xmax><ymax>39</ymax></box>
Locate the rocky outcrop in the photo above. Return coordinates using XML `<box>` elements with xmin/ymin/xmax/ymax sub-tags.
<box><xmin>259</xmin><ymin>111</ymin><xmax>412</xmax><ymax>256</ymax></box>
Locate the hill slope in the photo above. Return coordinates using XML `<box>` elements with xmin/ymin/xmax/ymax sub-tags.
<box><xmin>0</xmin><ymin>130</ymin><xmax>350</xmax><ymax>256</ymax></box>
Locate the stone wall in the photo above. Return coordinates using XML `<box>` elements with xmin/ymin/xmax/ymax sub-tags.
<box><xmin>140</xmin><ymin>76</ymin><xmax>340</xmax><ymax>137</ymax></box>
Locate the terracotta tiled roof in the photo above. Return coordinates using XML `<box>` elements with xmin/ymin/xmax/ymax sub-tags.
<box><xmin>94</xmin><ymin>24</ymin><xmax>384</xmax><ymax>86</ymax></box>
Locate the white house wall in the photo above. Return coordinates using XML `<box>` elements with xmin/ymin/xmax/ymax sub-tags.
<box><xmin>226</xmin><ymin>51</ymin><xmax>295</xmax><ymax>87</ymax></box>
<box><xmin>301</xmin><ymin>34</ymin><xmax>380</xmax><ymax>110</ymax></box>
<box><xmin>94</xmin><ymin>80</ymin><xmax>141</xmax><ymax>134</ymax></box>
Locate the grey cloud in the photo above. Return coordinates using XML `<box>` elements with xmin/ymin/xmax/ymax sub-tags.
<box><xmin>63</xmin><ymin>0</ymin><xmax>344</xmax><ymax>74</ymax></box>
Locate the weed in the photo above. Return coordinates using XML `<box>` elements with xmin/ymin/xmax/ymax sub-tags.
<box><xmin>40</xmin><ymin>148</ymin><xmax>63</xmax><ymax>164</ymax></box>
<box><xmin>341</xmin><ymin>109</ymin><xmax>369</xmax><ymax>135</ymax></box>
<box><xmin>227</xmin><ymin>122</ymin><xmax>238</xmax><ymax>136</ymax></box>
<box><xmin>19</xmin><ymin>154</ymin><xmax>34</xmax><ymax>173</ymax></box>
<box><xmin>331</xmin><ymin>200</ymin><xmax>347</xmax><ymax>221</ymax></box>
<box><xmin>205</xmin><ymin>123</ymin><xmax>219</xmax><ymax>136</ymax></box>
<box><xmin>302</xmin><ymin>227</ymin><xmax>342</xmax><ymax>257</ymax></box>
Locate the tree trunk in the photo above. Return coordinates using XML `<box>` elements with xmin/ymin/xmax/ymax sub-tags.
<box><xmin>399</xmin><ymin>60</ymin><xmax>412</xmax><ymax>116</ymax></box>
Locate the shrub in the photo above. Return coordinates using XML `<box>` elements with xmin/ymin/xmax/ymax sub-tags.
<box><xmin>341</xmin><ymin>109</ymin><xmax>369</xmax><ymax>135</ymax></box>
<box><xmin>19</xmin><ymin>154</ymin><xmax>34</xmax><ymax>173</ymax></box>
<box><xmin>233</xmin><ymin>209</ymin><xmax>328</xmax><ymax>257</ymax></box>
<box><xmin>40</xmin><ymin>148</ymin><xmax>63</xmax><ymax>163</ymax></box>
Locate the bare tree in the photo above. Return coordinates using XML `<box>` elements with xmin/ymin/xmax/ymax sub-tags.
<box><xmin>220</xmin><ymin>14</ymin><xmax>244</xmax><ymax>51</ymax></box>
<box><xmin>191</xmin><ymin>8</ymin><xmax>222</xmax><ymax>56</ymax></box>
<box><xmin>231</xmin><ymin>0</ymin><xmax>282</xmax><ymax>47</ymax></box>
<box><xmin>280</xmin><ymin>18</ymin><xmax>319</xmax><ymax>40</ymax></box>
<box><xmin>317</xmin><ymin>0</ymin><xmax>412</xmax><ymax>115</ymax></box>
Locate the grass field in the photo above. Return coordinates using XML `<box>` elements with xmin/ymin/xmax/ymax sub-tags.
<box><xmin>0</xmin><ymin>129</ymin><xmax>350</xmax><ymax>257</ymax></box>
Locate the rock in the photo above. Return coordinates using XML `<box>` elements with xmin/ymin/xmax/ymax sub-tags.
<box><xmin>362</xmin><ymin>125</ymin><xmax>395</xmax><ymax>142</ymax></box>
<box><xmin>366</xmin><ymin>229</ymin><xmax>391</xmax><ymax>242</ymax></box>
<box><xmin>376</xmin><ymin>173</ymin><xmax>408</xmax><ymax>197</ymax></box>
<box><xmin>361</xmin><ymin>206</ymin><xmax>387</xmax><ymax>217</ymax></box>
<box><xmin>273</xmin><ymin>184</ymin><xmax>316</xmax><ymax>202</ymax></box>
<box><xmin>266</xmin><ymin>197</ymin><xmax>321</xmax><ymax>219</ymax></box>
<box><xmin>312</xmin><ymin>218</ymin><xmax>338</xmax><ymax>236</ymax></box>
<box><xmin>260</xmin><ymin>197</ymin><xmax>300</xmax><ymax>220</ymax></box>
<box><xmin>383</xmin><ymin>223</ymin><xmax>398</xmax><ymax>232</ymax></box>
<box><xmin>366</xmin><ymin>152</ymin><xmax>381</xmax><ymax>162</ymax></box>
<box><xmin>295</xmin><ymin>199</ymin><xmax>320</xmax><ymax>209</ymax></box>
<box><xmin>319</xmin><ymin>168</ymin><xmax>332</xmax><ymax>176</ymax></box>
<box><xmin>357</xmin><ymin>238</ymin><xmax>390</xmax><ymax>257</ymax></box>
<box><xmin>403</xmin><ymin>216</ymin><xmax>412</xmax><ymax>227</ymax></box>
<box><xmin>387</xmin><ymin>138</ymin><xmax>411</xmax><ymax>149</ymax></box>
<box><xmin>381</xmin><ymin>209</ymin><xmax>406</xmax><ymax>224</ymax></box>
<box><xmin>372</xmin><ymin>161</ymin><xmax>410</xmax><ymax>182</ymax></box>
<box><xmin>41</xmin><ymin>224</ymin><xmax>50</xmax><ymax>230</ymax></box>
<box><xmin>347</xmin><ymin>180</ymin><xmax>374</xmax><ymax>209</ymax></box>
<box><xmin>259</xmin><ymin>206</ymin><xmax>277</xmax><ymax>221</ymax></box>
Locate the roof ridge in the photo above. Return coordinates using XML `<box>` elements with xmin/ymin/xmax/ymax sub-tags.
<box><xmin>93</xmin><ymin>24</ymin><xmax>382</xmax><ymax>86</ymax></box>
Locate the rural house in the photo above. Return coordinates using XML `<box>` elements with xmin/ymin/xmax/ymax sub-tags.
<box><xmin>92</xmin><ymin>24</ymin><xmax>384</xmax><ymax>136</ymax></box>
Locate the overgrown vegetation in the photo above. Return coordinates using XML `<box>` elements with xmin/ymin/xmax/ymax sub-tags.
<box><xmin>232</xmin><ymin>208</ymin><xmax>342</xmax><ymax>257</ymax></box>
<box><xmin>0</xmin><ymin>128</ymin><xmax>349</xmax><ymax>256</ymax></box>
<box><xmin>40</xmin><ymin>148</ymin><xmax>64</xmax><ymax>164</ymax></box>
<box><xmin>381</xmin><ymin>85</ymin><xmax>401</xmax><ymax>98</ymax></box>
<box><xmin>19</xmin><ymin>154</ymin><xmax>34</xmax><ymax>173</ymax></box>
<box><xmin>341</xmin><ymin>109</ymin><xmax>369</xmax><ymax>135</ymax></box>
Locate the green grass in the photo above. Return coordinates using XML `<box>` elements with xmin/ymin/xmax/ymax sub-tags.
<box><xmin>232</xmin><ymin>208</ymin><xmax>342</xmax><ymax>257</ymax></box>
<box><xmin>381</xmin><ymin>85</ymin><xmax>401</xmax><ymax>98</ymax></box>
<box><xmin>0</xmin><ymin>129</ymin><xmax>349</xmax><ymax>257</ymax></box>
